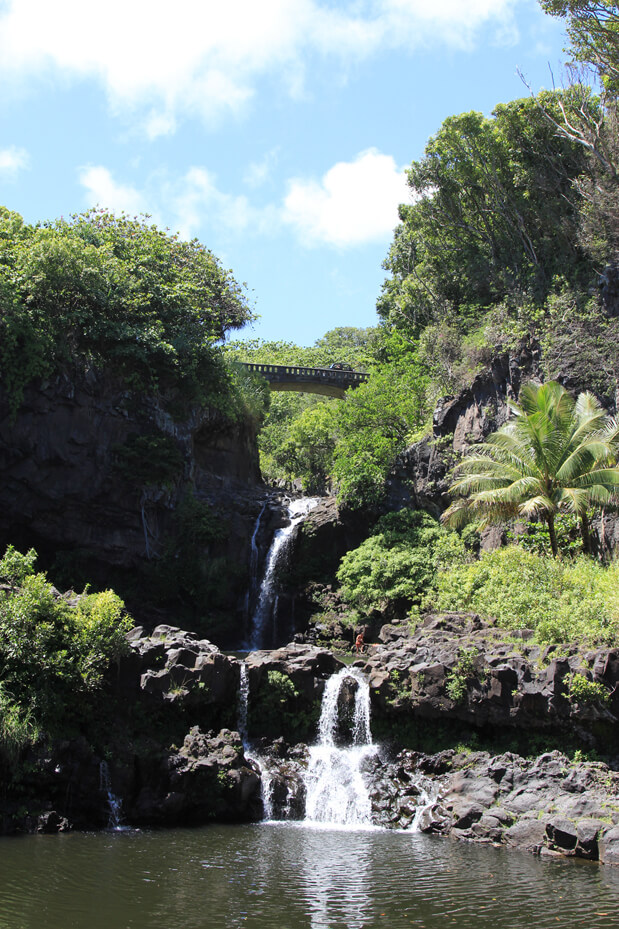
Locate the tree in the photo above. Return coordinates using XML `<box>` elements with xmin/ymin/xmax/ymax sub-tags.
<box><xmin>378</xmin><ymin>93</ymin><xmax>593</xmax><ymax>339</ymax></box>
<box><xmin>442</xmin><ymin>381</ymin><xmax>619</xmax><ymax>556</ymax></box>
<box><xmin>0</xmin><ymin>208</ymin><xmax>253</xmax><ymax>410</ymax></box>
<box><xmin>540</xmin><ymin>1</ymin><xmax>619</xmax><ymax>95</ymax></box>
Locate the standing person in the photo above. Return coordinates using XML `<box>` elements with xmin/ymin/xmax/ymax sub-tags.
<box><xmin>355</xmin><ymin>631</ymin><xmax>364</xmax><ymax>653</ymax></box>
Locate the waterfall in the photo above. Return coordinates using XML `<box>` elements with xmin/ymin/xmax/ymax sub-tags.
<box><xmin>250</xmin><ymin>496</ymin><xmax>320</xmax><ymax>650</ymax></box>
<box><xmin>99</xmin><ymin>760</ymin><xmax>123</xmax><ymax>830</ymax></box>
<box><xmin>304</xmin><ymin>667</ymin><xmax>377</xmax><ymax>828</ymax></box>
<box><xmin>236</xmin><ymin>659</ymin><xmax>275</xmax><ymax>820</ymax></box>
<box><xmin>238</xmin><ymin>661</ymin><xmax>250</xmax><ymax>748</ymax></box>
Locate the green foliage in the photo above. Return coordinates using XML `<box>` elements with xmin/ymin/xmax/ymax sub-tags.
<box><xmin>567</xmin><ymin>672</ymin><xmax>611</xmax><ymax>705</ymax></box>
<box><xmin>249</xmin><ymin>669</ymin><xmax>319</xmax><ymax>739</ymax></box>
<box><xmin>270</xmin><ymin>401</ymin><xmax>338</xmax><ymax>494</ymax></box>
<box><xmin>0</xmin><ymin>208</ymin><xmax>252</xmax><ymax>413</ymax></box>
<box><xmin>227</xmin><ymin>362</ymin><xmax>271</xmax><ymax>427</ymax></box>
<box><xmin>0</xmin><ymin>546</ymin><xmax>131</xmax><ymax>753</ymax></box>
<box><xmin>540</xmin><ymin>1</ymin><xmax>619</xmax><ymax>95</ymax></box>
<box><xmin>226</xmin><ymin>328</ymin><xmax>430</xmax><ymax>507</ymax></box>
<box><xmin>225</xmin><ymin>327</ymin><xmax>378</xmax><ymax>489</ymax></box>
<box><xmin>379</xmin><ymin>93</ymin><xmax>591</xmax><ymax>340</ymax></box>
<box><xmin>332</xmin><ymin>357</ymin><xmax>430</xmax><ymax>509</ymax></box>
<box><xmin>336</xmin><ymin>509</ymin><xmax>468</xmax><ymax>617</ymax></box>
<box><xmin>540</xmin><ymin>287</ymin><xmax>619</xmax><ymax>403</ymax></box>
<box><xmin>430</xmin><ymin>545</ymin><xmax>619</xmax><ymax>645</ymax></box>
<box><xmin>506</xmin><ymin>512</ymin><xmax>583</xmax><ymax>556</ymax></box>
<box><xmin>0</xmin><ymin>682</ymin><xmax>39</xmax><ymax>766</ymax></box>
<box><xmin>443</xmin><ymin>380</ymin><xmax>619</xmax><ymax>556</ymax></box>
<box><xmin>446</xmin><ymin>647</ymin><xmax>480</xmax><ymax>704</ymax></box>
<box><xmin>113</xmin><ymin>434</ymin><xmax>184</xmax><ymax>488</ymax></box>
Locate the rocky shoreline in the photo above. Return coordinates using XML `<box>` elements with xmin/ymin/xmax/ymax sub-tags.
<box><xmin>2</xmin><ymin>617</ymin><xmax>618</xmax><ymax>867</ymax></box>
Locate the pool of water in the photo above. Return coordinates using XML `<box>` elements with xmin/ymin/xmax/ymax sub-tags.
<box><xmin>2</xmin><ymin>823</ymin><xmax>618</xmax><ymax>929</ymax></box>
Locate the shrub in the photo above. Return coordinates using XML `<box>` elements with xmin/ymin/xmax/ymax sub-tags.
<box><xmin>430</xmin><ymin>545</ymin><xmax>619</xmax><ymax>645</ymax></box>
<box><xmin>567</xmin><ymin>673</ymin><xmax>611</xmax><ymax>706</ymax></box>
<box><xmin>0</xmin><ymin>545</ymin><xmax>131</xmax><ymax>740</ymax></box>
<box><xmin>336</xmin><ymin>510</ymin><xmax>468</xmax><ymax>617</ymax></box>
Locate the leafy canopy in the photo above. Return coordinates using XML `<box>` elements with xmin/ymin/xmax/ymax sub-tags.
<box><xmin>0</xmin><ymin>208</ymin><xmax>253</xmax><ymax>410</ymax></box>
<box><xmin>540</xmin><ymin>1</ymin><xmax>619</xmax><ymax>94</ymax></box>
<box><xmin>0</xmin><ymin>546</ymin><xmax>131</xmax><ymax>747</ymax></box>
<box><xmin>336</xmin><ymin>509</ymin><xmax>468</xmax><ymax>617</ymax></box>
<box><xmin>378</xmin><ymin>92</ymin><xmax>593</xmax><ymax>340</ymax></box>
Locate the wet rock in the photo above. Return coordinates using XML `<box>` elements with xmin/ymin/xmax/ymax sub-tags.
<box><xmin>546</xmin><ymin>818</ymin><xmax>578</xmax><ymax>852</ymax></box>
<box><xmin>130</xmin><ymin>727</ymin><xmax>261</xmax><ymax>826</ymax></box>
<box><xmin>504</xmin><ymin>819</ymin><xmax>548</xmax><ymax>854</ymax></box>
<box><xmin>360</xmin><ymin>614</ymin><xmax>619</xmax><ymax>751</ymax></box>
<box><xmin>599</xmin><ymin>826</ymin><xmax>619</xmax><ymax>865</ymax></box>
<box><xmin>36</xmin><ymin>811</ymin><xmax>71</xmax><ymax>834</ymax></box>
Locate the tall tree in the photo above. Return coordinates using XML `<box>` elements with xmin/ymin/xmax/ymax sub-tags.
<box><xmin>540</xmin><ymin>1</ymin><xmax>619</xmax><ymax>95</ymax></box>
<box><xmin>378</xmin><ymin>93</ymin><xmax>592</xmax><ymax>339</ymax></box>
<box><xmin>442</xmin><ymin>381</ymin><xmax>619</xmax><ymax>556</ymax></box>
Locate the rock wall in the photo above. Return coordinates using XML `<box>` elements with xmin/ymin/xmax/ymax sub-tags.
<box><xmin>384</xmin><ymin>344</ymin><xmax>540</xmax><ymax>519</ymax></box>
<box><xmin>0</xmin><ymin>370</ymin><xmax>266</xmax><ymax>628</ymax></box>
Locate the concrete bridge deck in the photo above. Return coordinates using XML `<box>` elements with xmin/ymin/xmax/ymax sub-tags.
<box><xmin>240</xmin><ymin>362</ymin><xmax>369</xmax><ymax>398</ymax></box>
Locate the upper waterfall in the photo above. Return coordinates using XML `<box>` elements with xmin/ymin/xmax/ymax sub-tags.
<box><xmin>249</xmin><ymin>496</ymin><xmax>320</xmax><ymax>650</ymax></box>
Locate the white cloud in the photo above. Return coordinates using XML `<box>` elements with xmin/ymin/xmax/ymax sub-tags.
<box><xmin>0</xmin><ymin>0</ymin><xmax>519</xmax><ymax>129</ymax></box>
<box><xmin>77</xmin><ymin>163</ymin><xmax>276</xmax><ymax>241</ymax></box>
<box><xmin>282</xmin><ymin>148</ymin><xmax>409</xmax><ymax>247</ymax></box>
<box><xmin>0</xmin><ymin>145</ymin><xmax>29</xmax><ymax>175</ymax></box>
<box><xmin>244</xmin><ymin>149</ymin><xmax>280</xmax><ymax>189</ymax></box>
<box><xmin>77</xmin><ymin>150</ymin><xmax>409</xmax><ymax>248</ymax></box>
<box><xmin>78</xmin><ymin>165</ymin><xmax>149</xmax><ymax>217</ymax></box>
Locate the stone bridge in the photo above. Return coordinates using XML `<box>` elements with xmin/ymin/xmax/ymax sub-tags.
<box><xmin>240</xmin><ymin>363</ymin><xmax>369</xmax><ymax>399</ymax></box>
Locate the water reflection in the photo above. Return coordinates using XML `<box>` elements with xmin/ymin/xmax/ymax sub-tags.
<box><xmin>0</xmin><ymin>824</ymin><xmax>618</xmax><ymax>929</ymax></box>
<box><xmin>304</xmin><ymin>827</ymin><xmax>374</xmax><ymax>929</ymax></box>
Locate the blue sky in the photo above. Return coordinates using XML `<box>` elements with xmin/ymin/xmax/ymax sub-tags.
<box><xmin>0</xmin><ymin>0</ymin><xmax>569</xmax><ymax>347</ymax></box>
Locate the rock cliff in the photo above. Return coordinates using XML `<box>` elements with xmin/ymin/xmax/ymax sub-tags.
<box><xmin>0</xmin><ymin>371</ymin><xmax>266</xmax><ymax>631</ymax></box>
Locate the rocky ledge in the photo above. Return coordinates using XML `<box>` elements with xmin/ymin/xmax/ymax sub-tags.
<box><xmin>373</xmin><ymin>748</ymin><xmax>619</xmax><ymax>864</ymax></box>
<box><xmin>363</xmin><ymin>613</ymin><xmax>619</xmax><ymax>753</ymax></box>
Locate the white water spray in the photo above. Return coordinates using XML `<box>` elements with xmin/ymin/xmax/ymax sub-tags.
<box><xmin>250</xmin><ymin>497</ymin><xmax>320</xmax><ymax>650</ymax></box>
<box><xmin>304</xmin><ymin>667</ymin><xmax>377</xmax><ymax>827</ymax></box>
<box><xmin>99</xmin><ymin>760</ymin><xmax>123</xmax><ymax>830</ymax></box>
<box><xmin>236</xmin><ymin>660</ymin><xmax>276</xmax><ymax>820</ymax></box>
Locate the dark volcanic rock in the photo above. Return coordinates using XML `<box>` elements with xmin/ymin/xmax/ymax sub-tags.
<box><xmin>0</xmin><ymin>370</ymin><xmax>263</xmax><ymax>624</ymax></box>
<box><xmin>362</xmin><ymin>613</ymin><xmax>619</xmax><ymax>751</ymax></box>
<box><xmin>375</xmin><ymin>747</ymin><xmax>619</xmax><ymax>864</ymax></box>
<box><xmin>129</xmin><ymin>726</ymin><xmax>261</xmax><ymax>825</ymax></box>
<box><xmin>384</xmin><ymin>345</ymin><xmax>540</xmax><ymax>516</ymax></box>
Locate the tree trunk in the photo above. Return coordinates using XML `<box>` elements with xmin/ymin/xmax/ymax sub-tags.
<box><xmin>546</xmin><ymin>512</ymin><xmax>559</xmax><ymax>558</ymax></box>
<box><xmin>580</xmin><ymin>511</ymin><xmax>591</xmax><ymax>555</ymax></box>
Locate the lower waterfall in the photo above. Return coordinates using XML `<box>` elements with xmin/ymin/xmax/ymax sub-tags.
<box><xmin>304</xmin><ymin>667</ymin><xmax>377</xmax><ymax>828</ymax></box>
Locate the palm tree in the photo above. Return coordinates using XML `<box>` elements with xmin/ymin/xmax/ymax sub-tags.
<box><xmin>442</xmin><ymin>381</ymin><xmax>619</xmax><ymax>557</ymax></box>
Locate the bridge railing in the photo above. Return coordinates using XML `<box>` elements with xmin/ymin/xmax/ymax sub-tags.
<box><xmin>241</xmin><ymin>362</ymin><xmax>368</xmax><ymax>383</ymax></box>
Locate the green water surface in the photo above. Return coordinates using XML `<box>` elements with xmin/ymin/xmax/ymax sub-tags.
<box><xmin>1</xmin><ymin>823</ymin><xmax>618</xmax><ymax>929</ymax></box>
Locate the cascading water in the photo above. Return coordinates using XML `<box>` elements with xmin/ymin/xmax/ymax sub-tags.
<box><xmin>237</xmin><ymin>661</ymin><xmax>250</xmax><ymax>747</ymax></box>
<box><xmin>249</xmin><ymin>496</ymin><xmax>320</xmax><ymax>650</ymax></box>
<box><xmin>236</xmin><ymin>660</ymin><xmax>274</xmax><ymax>819</ymax></box>
<box><xmin>99</xmin><ymin>760</ymin><xmax>123</xmax><ymax>830</ymax></box>
<box><xmin>304</xmin><ymin>667</ymin><xmax>377</xmax><ymax>827</ymax></box>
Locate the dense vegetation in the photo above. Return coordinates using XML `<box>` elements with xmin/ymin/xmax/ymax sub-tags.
<box><xmin>230</xmin><ymin>72</ymin><xmax>619</xmax><ymax>510</ymax></box>
<box><xmin>443</xmin><ymin>381</ymin><xmax>619</xmax><ymax>555</ymax></box>
<box><xmin>232</xmin><ymin>4</ymin><xmax>619</xmax><ymax>651</ymax></box>
<box><xmin>0</xmin><ymin>208</ymin><xmax>255</xmax><ymax>417</ymax></box>
<box><xmin>0</xmin><ymin>546</ymin><xmax>131</xmax><ymax>764</ymax></box>
<box><xmin>1</xmin><ymin>2</ymin><xmax>619</xmax><ymax>768</ymax></box>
